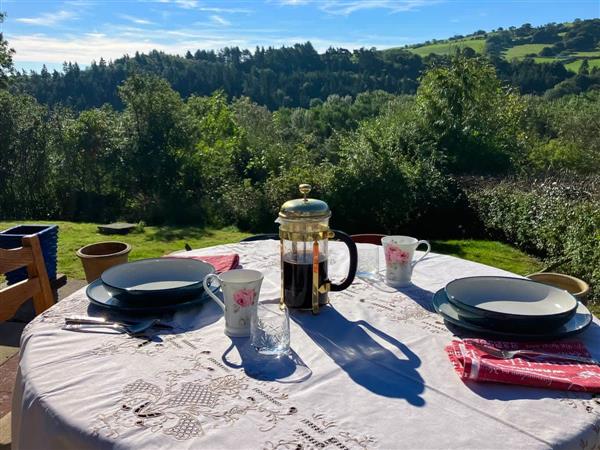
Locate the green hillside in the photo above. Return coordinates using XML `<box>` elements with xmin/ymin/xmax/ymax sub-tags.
<box><xmin>504</xmin><ymin>44</ymin><xmax>548</xmax><ymax>59</ymax></box>
<box><xmin>409</xmin><ymin>38</ymin><xmax>486</xmax><ymax>56</ymax></box>
<box><xmin>402</xmin><ymin>19</ymin><xmax>600</xmax><ymax>74</ymax></box>
<box><xmin>565</xmin><ymin>58</ymin><xmax>600</xmax><ymax>72</ymax></box>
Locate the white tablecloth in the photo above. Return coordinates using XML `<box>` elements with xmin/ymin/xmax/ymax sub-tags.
<box><xmin>11</xmin><ymin>240</ymin><xmax>600</xmax><ymax>449</ymax></box>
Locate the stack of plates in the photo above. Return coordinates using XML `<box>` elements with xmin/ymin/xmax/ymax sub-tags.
<box><xmin>432</xmin><ymin>276</ymin><xmax>592</xmax><ymax>340</ymax></box>
<box><xmin>86</xmin><ymin>258</ymin><xmax>217</xmax><ymax>314</ymax></box>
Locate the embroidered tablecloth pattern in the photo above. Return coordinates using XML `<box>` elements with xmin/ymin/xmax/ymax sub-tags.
<box><xmin>11</xmin><ymin>241</ymin><xmax>600</xmax><ymax>449</ymax></box>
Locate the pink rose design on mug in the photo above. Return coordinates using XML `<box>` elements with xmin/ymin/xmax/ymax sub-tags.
<box><xmin>385</xmin><ymin>244</ymin><xmax>410</xmax><ymax>265</ymax></box>
<box><xmin>233</xmin><ymin>288</ymin><xmax>256</xmax><ymax>307</ymax></box>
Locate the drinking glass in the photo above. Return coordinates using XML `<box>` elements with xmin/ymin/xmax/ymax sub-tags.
<box><xmin>356</xmin><ymin>244</ymin><xmax>380</xmax><ymax>280</ymax></box>
<box><xmin>251</xmin><ymin>299</ymin><xmax>290</xmax><ymax>356</ymax></box>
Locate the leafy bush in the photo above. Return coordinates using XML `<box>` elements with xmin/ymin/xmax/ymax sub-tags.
<box><xmin>416</xmin><ymin>55</ymin><xmax>527</xmax><ymax>174</ymax></box>
<box><xmin>468</xmin><ymin>179</ymin><xmax>600</xmax><ymax>301</ymax></box>
<box><xmin>524</xmin><ymin>92</ymin><xmax>600</xmax><ymax>174</ymax></box>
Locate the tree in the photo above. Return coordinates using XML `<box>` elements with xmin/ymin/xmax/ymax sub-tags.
<box><xmin>0</xmin><ymin>12</ymin><xmax>15</xmax><ymax>89</ymax></box>
<box><xmin>579</xmin><ymin>59</ymin><xmax>590</xmax><ymax>75</ymax></box>
<box><xmin>0</xmin><ymin>91</ymin><xmax>55</xmax><ymax>217</ymax></box>
<box><xmin>416</xmin><ymin>55</ymin><xmax>526</xmax><ymax>173</ymax></box>
<box><xmin>118</xmin><ymin>74</ymin><xmax>195</xmax><ymax>223</ymax></box>
<box><xmin>54</xmin><ymin>106</ymin><xmax>126</xmax><ymax>221</ymax></box>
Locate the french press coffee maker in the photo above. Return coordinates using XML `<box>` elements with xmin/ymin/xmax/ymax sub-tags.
<box><xmin>277</xmin><ymin>184</ymin><xmax>357</xmax><ymax>314</ymax></box>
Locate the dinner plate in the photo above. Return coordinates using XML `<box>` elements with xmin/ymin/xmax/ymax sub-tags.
<box><xmin>445</xmin><ymin>276</ymin><xmax>578</xmax><ymax>328</ymax></box>
<box><xmin>86</xmin><ymin>278</ymin><xmax>217</xmax><ymax>313</ymax></box>
<box><xmin>432</xmin><ymin>288</ymin><xmax>592</xmax><ymax>340</ymax></box>
<box><xmin>101</xmin><ymin>258</ymin><xmax>215</xmax><ymax>302</ymax></box>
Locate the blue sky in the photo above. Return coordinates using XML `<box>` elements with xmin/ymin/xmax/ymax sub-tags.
<box><xmin>1</xmin><ymin>0</ymin><xmax>598</xmax><ymax>72</ymax></box>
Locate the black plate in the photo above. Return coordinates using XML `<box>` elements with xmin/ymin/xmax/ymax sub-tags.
<box><xmin>101</xmin><ymin>258</ymin><xmax>215</xmax><ymax>303</ymax></box>
<box><xmin>432</xmin><ymin>288</ymin><xmax>592</xmax><ymax>340</ymax></box>
<box><xmin>86</xmin><ymin>278</ymin><xmax>217</xmax><ymax>313</ymax></box>
<box><xmin>444</xmin><ymin>276</ymin><xmax>577</xmax><ymax>330</ymax></box>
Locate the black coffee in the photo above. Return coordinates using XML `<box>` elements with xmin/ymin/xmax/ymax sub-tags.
<box><xmin>283</xmin><ymin>252</ymin><xmax>328</xmax><ymax>309</ymax></box>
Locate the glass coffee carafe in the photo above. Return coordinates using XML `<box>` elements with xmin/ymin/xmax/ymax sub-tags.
<box><xmin>277</xmin><ymin>184</ymin><xmax>357</xmax><ymax>314</ymax></box>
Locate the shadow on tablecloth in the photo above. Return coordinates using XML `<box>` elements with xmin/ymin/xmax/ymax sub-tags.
<box><xmin>292</xmin><ymin>305</ymin><xmax>426</xmax><ymax>406</ymax></box>
<box><xmin>222</xmin><ymin>338</ymin><xmax>312</xmax><ymax>384</ymax></box>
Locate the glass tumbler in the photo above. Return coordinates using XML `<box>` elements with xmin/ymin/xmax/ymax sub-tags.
<box><xmin>356</xmin><ymin>244</ymin><xmax>380</xmax><ymax>280</ymax></box>
<box><xmin>251</xmin><ymin>299</ymin><xmax>290</xmax><ymax>356</ymax></box>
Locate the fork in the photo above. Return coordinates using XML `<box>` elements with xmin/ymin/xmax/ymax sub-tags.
<box><xmin>64</xmin><ymin>316</ymin><xmax>173</xmax><ymax>330</ymax></box>
<box><xmin>470</xmin><ymin>341</ymin><xmax>600</xmax><ymax>366</ymax></box>
<box><xmin>63</xmin><ymin>319</ymin><xmax>159</xmax><ymax>336</ymax></box>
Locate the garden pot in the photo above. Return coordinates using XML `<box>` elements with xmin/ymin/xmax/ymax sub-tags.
<box><xmin>526</xmin><ymin>272</ymin><xmax>590</xmax><ymax>303</ymax></box>
<box><xmin>76</xmin><ymin>241</ymin><xmax>132</xmax><ymax>283</ymax></box>
<box><xmin>0</xmin><ymin>224</ymin><xmax>59</xmax><ymax>284</ymax></box>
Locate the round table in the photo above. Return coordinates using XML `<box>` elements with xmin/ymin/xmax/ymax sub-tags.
<box><xmin>12</xmin><ymin>240</ymin><xmax>600</xmax><ymax>449</ymax></box>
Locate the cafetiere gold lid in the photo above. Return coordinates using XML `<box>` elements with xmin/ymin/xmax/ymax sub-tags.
<box><xmin>278</xmin><ymin>184</ymin><xmax>331</xmax><ymax>221</ymax></box>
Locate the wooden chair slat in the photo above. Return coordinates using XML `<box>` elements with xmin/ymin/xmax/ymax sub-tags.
<box><xmin>0</xmin><ymin>246</ymin><xmax>34</xmax><ymax>273</ymax></box>
<box><xmin>0</xmin><ymin>278</ymin><xmax>41</xmax><ymax>322</ymax></box>
<box><xmin>24</xmin><ymin>235</ymin><xmax>55</xmax><ymax>314</ymax></box>
<box><xmin>0</xmin><ymin>234</ymin><xmax>55</xmax><ymax>322</ymax></box>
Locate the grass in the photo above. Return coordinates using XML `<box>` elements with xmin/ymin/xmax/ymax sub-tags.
<box><xmin>431</xmin><ymin>239</ymin><xmax>542</xmax><ymax>276</ymax></box>
<box><xmin>408</xmin><ymin>38</ymin><xmax>485</xmax><ymax>57</ymax></box>
<box><xmin>574</xmin><ymin>51</ymin><xmax>600</xmax><ymax>57</ymax></box>
<box><xmin>565</xmin><ymin>58</ymin><xmax>600</xmax><ymax>73</ymax></box>
<box><xmin>1</xmin><ymin>221</ymin><xmax>542</xmax><ymax>281</ymax></box>
<box><xmin>504</xmin><ymin>44</ymin><xmax>548</xmax><ymax>59</ymax></box>
<box><xmin>0</xmin><ymin>221</ymin><xmax>251</xmax><ymax>280</ymax></box>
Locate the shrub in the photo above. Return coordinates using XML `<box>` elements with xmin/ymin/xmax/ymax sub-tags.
<box><xmin>468</xmin><ymin>179</ymin><xmax>600</xmax><ymax>301</ymax></box>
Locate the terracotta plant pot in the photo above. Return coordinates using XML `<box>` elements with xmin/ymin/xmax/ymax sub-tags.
<box><xmin>527</xmin><ymin>272</ymin><xmax>590</xmax><ymax>303</ymax></box>
<box><xmin>76</xmin><ymin>241</ymin><xmax>132</xmax><ymax>283</ymax></box>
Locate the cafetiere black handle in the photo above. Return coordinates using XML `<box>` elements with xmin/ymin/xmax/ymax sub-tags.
<box><xmin>329</xmin><ymin>230</ymin><xmax>358</xmax><ymax>292</ymax></box>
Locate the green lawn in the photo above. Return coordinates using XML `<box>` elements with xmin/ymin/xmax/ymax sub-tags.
<box><xmin>1</xmin><ymin>221</ymin><xmax>542</xmax><ymax>281</ymax></box>
<box><xmin>504</xmin><ymin>44</ymin><xmax>548</xmax><ymax>59</ymax></box>
<box><xmin>408</xmin><ymin>38</ymin><xmax>485</xmax><ymax>57</ymax></box>
<box><xmin>0</xmin><ymin>221</ymin><xmax>250</xmax><ymax>280</ymax></box>
<box><xmin>431</xmin><ymin>239</ymin><xmax>541</xmax><ymax>275</ymax></box>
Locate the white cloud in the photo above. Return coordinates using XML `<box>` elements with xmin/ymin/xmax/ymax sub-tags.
<box><xmin>198</xmin><ymin>7</ymin><xmax>252</xmax><ymax>14</ymax></box>
<box><xmin>279</xmin><ymin>0</ymin><xmax>311</xmax><ymax>5</ymax></box>
<box><xmin>119</xmin><ymin>14</ymin><xmax>155</xmax><ymax>26</ymax></box>
<box><xmin>16</xmin><ymin>10</ymin><xmax>78</xmax><ymax>27</ymax></box>
<box><xmin>210</xmin><ymin>15</ymin><xmax>231</xmax><ymax>26</ymax></box>
<box><xmin>152</xmin><ymin>1</ymin><xmax>251</xmax><ymax>13</ymax></box>
<box><xmin>278</xmin><ymin>0</ymin><xmax>441</xmax><ymax>15</ymax></box>
<box><xmin>174</xmin><ymin>0</ymin><xmax>198</xmax><ymax>8</ymax></box>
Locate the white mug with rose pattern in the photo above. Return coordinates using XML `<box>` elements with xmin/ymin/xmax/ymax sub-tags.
<box><xmin>203</xmin><ymin>269</ymin><xmax>263</xmax><ymax>337</ymax></box>
<box><xmin>381</xmin><ymin>236</ymin><xmax>431</xmax><ymax>287</ymax></box>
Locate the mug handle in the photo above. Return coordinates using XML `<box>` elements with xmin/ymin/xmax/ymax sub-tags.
<box><xmin>412</xmin><ymin>240</ymin><xmax>431</xmax><ymax>267</ymax></box>
<box><xmin>203</xmin><ymin>274</ymin><xmax>225</xmax><ymax>311</ymax></box>
<box><xmin>329</xmin><ymin>230</ymin><xmax>358</xmax><ymax>292</ymax></box>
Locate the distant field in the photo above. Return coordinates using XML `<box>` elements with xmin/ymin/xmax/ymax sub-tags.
<box><xmin>574</xmin><ymin>51</ymin><xmax>600</xmax><ymax>57</ymax></box>
<box><xmin>565</xmin><ymin>58</ymin><xmax>600</xmax><ymax>72</ymax></box>
<box><xmin>408</xmin><ymin>38</ymin><xmax>485</xmax><ymax>56</ymax></box>
<box><xmin>405</xmin><ymin>37</ymin><xmax>599</xmax><ymax>74</ymax></box>
<box><xmin>533</xmin><ymin>57</ymin><xmax>561</xmax><ymax>64</ymax></box>
<box><xmin>504</xmin><ymin>44</ymin><xmax>548</xmax><ymax>59</ymax></box>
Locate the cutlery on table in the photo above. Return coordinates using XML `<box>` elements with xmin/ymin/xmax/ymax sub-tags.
<box><xmin>64</xmin><ymin>316</ymin><xmax>173</xmax><ymax>329</ymax></box>
<box><xmin>470</xmin><ymin>341</ymin><xmax>600</xmax><ymax>365</ymax></box>
<box><xmin>63</xmin><ymin>319</ymin><xmax>159</xmax><ymax>336</ymax></box>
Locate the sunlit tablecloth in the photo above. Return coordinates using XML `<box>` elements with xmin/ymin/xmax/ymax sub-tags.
<box><xmin>12</xmin><ymin>240</ymin><xmax>600</xmax><ymax>449</ymax></box>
